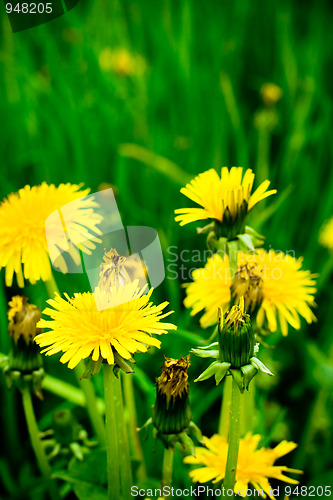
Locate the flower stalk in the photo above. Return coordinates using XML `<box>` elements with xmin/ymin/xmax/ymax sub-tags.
<box><xmin>162</xmin><ymin>447</ymin><xmax>175</xmax><ymax>490</ymax></box>
<box><xmin>103</xmin><ymin>364</ymin><xmax>121</xmax><ymax>500</ymax></box>
<box><xmin>22</xmin><ymin>387</ymin><xmax>59</xmax><ymax>500</ymax></box>
<box><xmin>122</xmin><ymin>373</ymin><xmax>147</xmax><ymax>482</ymax></box>
<box><xmin>44</xmin><ymin>275</ymin><xmax>106</xmax><ymax>446</ymax></box>
<box><xmin>113</xmin><ymin>373</ymin><xmax>133</xmax><ymax>497</ymax></box>
<box><xmin>222</xmin><ymin>378</ymin><xmax>241</xmax><ymax>498</ymax></box>
<box><xmin>218</xmin><ymin>375</ymin><xmax>232</xmax><ymax>437</ymax></box>
<box><xmin>74</xmin><ymin>364</ymin><xmax>106</xmax><ymax>447</ymax></box>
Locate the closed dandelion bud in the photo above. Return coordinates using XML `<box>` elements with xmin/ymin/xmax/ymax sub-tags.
<box><xmin>8</xmin><ymin>296</ymin><xmax>43</xmax><ymax>372</ymax></box>
<box><xmin>218</xmin><ymin>296</ymin><xmax>255</xmax><ymax>368</ymax></box>
<box><xmin>193</xmin><ymin>296</ymin><xmax>273</xmax><ymax>392</ymax></box>
<box><xmin>152</xmin><ymin>356</ymin><xmax>192</xmax><ymax>435</ymax></box>
<box><xmin>231</xmin><ymin>263</ymin><xmax>264</xmax><ymax>316</ymax></box>
<box><xmin>4</xmin><ymin>296</ymin><xmax>44</xmax><ymax>398</ymax></box>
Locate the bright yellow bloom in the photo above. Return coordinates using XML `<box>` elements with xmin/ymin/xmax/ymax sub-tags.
<box><xmin>261</xmin><ymin>83</ymin><xmax>283</xmax><ymax>107</ymax></box>
<box><xmin>184</xmin><ymin>433</ymin><xmax>302</xmax><ymax>499</ymax></box>
<box><xmin>0</xmin><ymin>183</ymin><xmax>102</xmax><ymax>287</ymax></box>
<box><xmin>174</xmin><ymin>167</ymin><xmax>276</xmax><ymax>227</ymax></box>
<box><xmin>98</xmin><ymin>47</ymin><xmax>146</xmax><ymax>76</ymax></box>
<box><xmin>35</xmin><ymin>280</ymin><xmax>176</xmax><ymax>369</ymax></box>
<box><xmin>319</xmin><ymin>216</ymin><xmax>333</xmax><ymax>250</ymax></box>
<box><xmin>184</xmin><ymin>249</ymin><xmax>316</xmax><ymax>336</ymax></box>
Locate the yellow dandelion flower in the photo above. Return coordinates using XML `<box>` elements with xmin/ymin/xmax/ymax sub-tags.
<box><xmin>184</xmin><ymin>249</ymin><xmax>316</xmax><ymax>335</ymax></box>
<box><xmin>184</xmin><ymin>433</ymin><xmax>302</xmax><ymax>499</ymax></box>
<box><xmin>34</xmin><ymin>280</ymin><xmax>176</xmax><ymax>369</ymax></box>
<box><xmin>98</xmin><ymin>47</ymin><xmax>146</xmax><ymax>76</ymax></box>
<box><xmin>174</xmin><ymin>167</ymin><xmax>276</xmax><ymax>229</ymax></box>
<box><xmin>319</xmin><ymin>216</ymin><xmax>333</xmax><ymax>250</ymax></box>
<box><xmin>261</xmin><ymin>83</ymin><xmax>283</xmax><ymax>107</ymax></box>
<box><xmin>0</xmin><ymin>183</ymin><xmax>102</xmax><ymax>287</ymax></box>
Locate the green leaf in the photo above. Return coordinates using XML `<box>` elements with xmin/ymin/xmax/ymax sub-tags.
<box><xmin>53</xmin><ymin>450</ymin><xmax>107</xmax><ymax>500</ymax></box>
<box><xmin>118</xmin><ymin>143</ymin><xmax>191</xmax><ymax>185</ymax></box>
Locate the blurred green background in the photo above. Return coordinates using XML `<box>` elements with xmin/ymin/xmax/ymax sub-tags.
<box><xmin>1</xmin><ymin>0</ymin><xmax>333</xmax><ymax>498</ymax></box>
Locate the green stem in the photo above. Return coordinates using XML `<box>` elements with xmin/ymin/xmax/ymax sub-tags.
<box><xmin>219</xmin><ymin>245</ymin><xmax>238</xmax><ymax>437</ymax></box>
<box><xmin>256</xmin><ymin>126</ymin><xmax>271</xmax><ymax>186</ymax></box>
<box><xmin>103</xmin><ymin>364</ymin><xmax>121</xmax><ymax>500</ymax></box>
<box><xmin>21</xmin><ymin>388</ymin><xmax>59</xmax><ymax>500</ymax></box>
<box><xmin>161</xmin><ymin>447</ymin><xmax>174</xmax><ymax>490</ymax></box>
<box><xmin>74</xmin><ymin>364</ymin><xmax>106</xmax><ymax>446</ymax></box>
<box><xmin>44</xmin><ymin>276</ymin><xmax>106</xmax><ymax>446</ymax></box>
<box><xmin>223</xmin><ymin>378</ymin><xmax>241</xmax><ymax>498</ymax></box>
<box><xmin>122</xmin><ymin>373</ymin><xmax>146</xmax><ymax>481</ymax></box>
<box><xmin>227</xmin><ymin>243</ymin><xmax>238</xmax><ymax>280</ymax></box>
<box><xmin>45</xmin><ymin>276</ymin><xmax>59</xmax><ymax>298</ymax></box>
<box><xmin>113</xmin><ymin>374</ymin><xmax>133</xmax><ymax>497</ymax></box>
<box><xmin>317</xmin><ymin>253</ymin><xmax>333</xmax><ymax>290</ymax></box>
<box><xmin>218</xmin><ymin>375</ymin><xmax>232</xmax><ymax>437</ymax></box>
<box><xmin>240</xmin><ymin>379</ymin><xmax>256</xmax><ymax>435</ymax></box>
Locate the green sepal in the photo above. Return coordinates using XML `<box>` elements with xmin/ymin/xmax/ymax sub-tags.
<box><xmin>245</xmin><ymin>225</ymin><xmax>264</xmax><ymax>240</ymax></box>
<box><xmin>81</xmin><ymin>357</ymin><xmax>103</xmax><ymax>378</ymax></box>
<box><xmin>190</xmin><ymin>348</ymin><xmax>219</xmax><ymax>359</ymax></box>
<box><xmin>178</xmin><ymin>431</ymin><xmax>196</xmax><ymax>456</ymax></box>
<box><xmin>197</xmin><ymin>222</ymin><xmax>216</xmax><ymax>235</ymax></box>
<box><xmin>189</xmin><ymin>421</ymin><xmax>204</xmax><ymax>445</ymax></box>
<box><xmin>237</xmin><ymin>233</ymin><xmax>256</xmax><ymax>251</ymax></box>
<box><xmin>250</xmin><ymin>357</ymin><xmax>274</xmax><ymax>376</ymax></box>
<box><xmin>211</xmin><ymin>236</ymin><xmax>228</xmax><ymax>253</ymax></box>
<box><xmin>3</xmin><ymin>363</ymin><xmax>45</xmax><ymax>399</ymax></box>
<box><xmin>194</xmin><ymin>361</ymin><xmax>220</xmax><ymax>382</ymax></box>
<box><xmin>194</xmin><ymin>361</ymin><xmax>231</xmax><ymax>384</ymax></box>
<box><xmin>229</xmin><ymin>368</ymin><xmax>245</xmax><ymax>394</ymax></box>
<box><xmin>69</xmin><ymin>442</ymin><xmax>84</xmax><ymax>461</ymax></box>
<box><xmin>114</xmin><ymin>352</ymin><xmax>136</xmax><ymax>374</ymax></box>
<box><xmin>241</xmin><ymin>364</ymin><xmax>257</xmax><ymax>391</ymax></box>
<box><xmin>214</xmin><ymin>362</ymin><xmax>231</xmax><ymax>385</ymax></box>
<box><xmin>197</xmin><ymin>342</ymin><xmax>219</xmax><ymax>350</ymax></box>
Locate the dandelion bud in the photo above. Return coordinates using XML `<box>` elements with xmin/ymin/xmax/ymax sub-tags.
<box><xmin>218</xmin><ymin>297</ymin><xmax>255</xmax><ymax>368</ymax></box>
<box><xmin>7</xmin><ymin>296</ymin><xmax>43</xmax><ymax>372</ymax></box>
<box><xmin>193</xmin><ymin>297</ymin><xmax>273</xmax><ymax>393</ymax></box>
<box><xmin>8</xmin><ymin>296</ymin><xmax>42</xmax><ymax>345</ymax></box>
<box><xmin>4</xmin><ymin>296</ymin><xmax>44</xmax><ymax>397</ymax></box>
<box><xmin>231</xmin><ymin>263</ymin><xmax>264</xmax><ymax>316</ymax></box>
<box><xmin>152</xmin><ymin>356</ymin><xmax>192</xmax><ymax>435</ymax></box>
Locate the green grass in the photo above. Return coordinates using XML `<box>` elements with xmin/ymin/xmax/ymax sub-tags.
<box><xmin>1</xmin><ymin>0</ymin><xmax>333</xmax><ymax>498</ymax></box>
